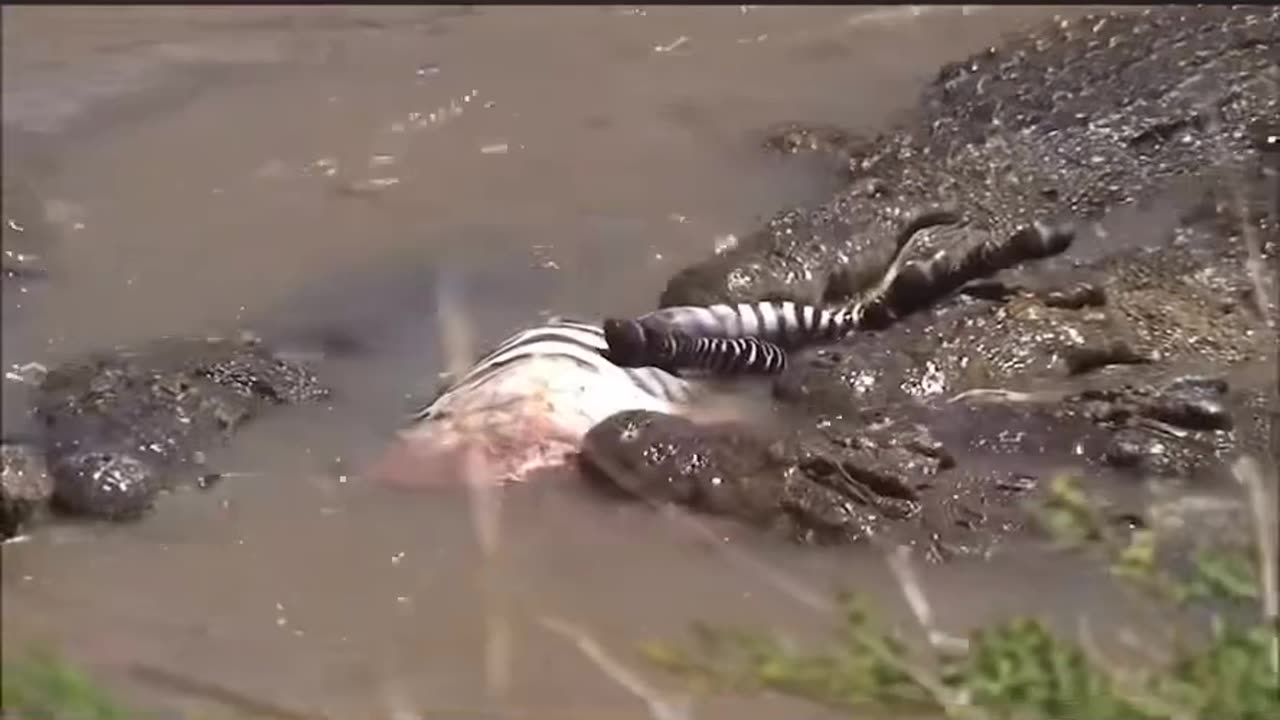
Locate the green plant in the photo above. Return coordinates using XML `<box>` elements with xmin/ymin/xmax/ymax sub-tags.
<box><xmin>0</xmin><ymin>650</ymin><xmax>136</xmax><ymax>720</ymax></box>
<box><xmin>644</xmin><ymin>473</ymin><xmax>1280</xmax><ymax>720</ymax></box>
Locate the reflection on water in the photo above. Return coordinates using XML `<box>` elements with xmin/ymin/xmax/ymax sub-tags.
<box><xmin>2</xmin><ymin>5</ymin><xmax>1134</xmax><ymax>718</ymax></box>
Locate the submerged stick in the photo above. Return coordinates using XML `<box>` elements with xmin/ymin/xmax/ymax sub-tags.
<box><xmin>885</xmin><ymin>545</ymin><xmax>968</xmax><ymax>653</ymax></box>
<box><xmin>539</xmin><ymin>615</ymin><xmax>693</xmax><ymax>720</ymax></box>
<box><xmin>129</xmin><ymin>663</ymin><xmax>320</xmax><ymax>720</ymax></box>
<box><xmin>437</xmin><ymin>271</ymin><xmax>514</xmax><ymax>705</ymax></box>
<box><xmin>1232</xmin><ymin>455</ymin><xmax>1279</xmax><ymax>674</ymax></box>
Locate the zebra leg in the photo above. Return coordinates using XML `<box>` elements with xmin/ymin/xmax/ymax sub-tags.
<box><xmin>677</xmin><ymin>333</ymin><xmax>789</xmax><ymax>375</ymax></box>
<box><xmin>604</xmin><ymin>213</ymin><xmax>1072</xmax><ymax>370</ymax></box>
<box><xmin>603</xmin><ymin>318</ymin><xmax>681</xmax><ymax>372</ymax></box>
<box><xmin>603</xmin><ymin>318</ymin><xmax>789</xmax><ymax>375</ymax></box>
<box><xmin>609</xmin><ymin>217</ymin><xmax>1073</xmax><ymax>368</ymax></box>
<box><xmin>625</xmin><ymin>301</ymin><xmax>862</xmax><ymax>348</ymax></box>
<box><xmin>825</xmin><ymin>205</ymin><xmax>963</xmax><ymax>302</ymax></box>
<box><xmin>856</xmin><ymin>218</ymin><xmax>1076</xmax><ymax>329</ymax></box>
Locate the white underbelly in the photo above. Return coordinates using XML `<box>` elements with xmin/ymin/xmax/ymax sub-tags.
<box><xmin>369</xmin><ymin>356</ymin><xmax>683</xmax><ymax>488</ymax></box>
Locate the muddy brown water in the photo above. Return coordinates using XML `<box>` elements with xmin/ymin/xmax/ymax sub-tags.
<box><xmin>1</xmin><ymin>6</ymin><xmax>1157</xmax><ymax>719</ymax></box>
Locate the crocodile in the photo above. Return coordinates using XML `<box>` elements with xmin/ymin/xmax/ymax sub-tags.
<box><xmin>0</xmin><ymin>334</ymin><xmax>329</xmax><ymax>536</ymax></box>
<box><xmin>661</xmin><ymin>6</ymin><xmax>1277</xmax><ymax>310</ymax></box>
<box><xmin>580</xmin><ymin>6</ymin><xmax>1279</xmax><ymax>555</ymax></box>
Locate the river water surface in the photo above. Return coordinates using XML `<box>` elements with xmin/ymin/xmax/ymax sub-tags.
<box><xmin>2</xmin><ymin>6</ymin><xmax>1151</xmax><ymax>719</ymax></box>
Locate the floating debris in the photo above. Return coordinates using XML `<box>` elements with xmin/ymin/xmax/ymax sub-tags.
<box><xmin>416</xmin><ymin>63</ymin><xmax>441</xmax><ymax>78</ymax></box>
<box><xmin>653</xmin><ymin>36</ymin><xmax>690</xmax><ymax>54</ymax></box>
<box><xmin>339</xmin><ymin>177</ymin><xmax>401</xmax><ymax>196</ymax></box>
<box><xmin>479</xmin><ymin>143</ymin><xmax>510</xmax><ymax>155</ymax></box>
<box><xmin>402</xmin><ymin>91</ymin><xmax>485</xmax><ymax>133</ymax></box>
<box><xmin>254</xmin><ymin>159</ymin><xmax>289</xmax><ymax>179</ymax></box>
<box><xmin>844</xmin><ymin>5</ymin><xmax>932</xmax><ymax>28</ymax></box>
<box><xmin>311</xmin><ymin>157</ymin><xmax>339</xmax><ymax>177</ymax></box>
<box><xmin>196</xmin><ymin>471</ymin><xmax>261</xmax><ymax>490</ymax></box>
<box><xmin>997</xmin><ymin>474</ymin><xmax>1039</xmax><ymax>492</ymax></box>
<box><xmin>43</xmin><ymin>199</ymin><xmax>87</xmax><ymax>230</ymax></box>
<box><xmin>531</xmin><ymin>244</ymin><xmax>560</xmax><ymax>270</ymax></box>
<box><xmin>667</xmin><ymin>213</ymin><xmax>689</xmax><ymax>224</ymax></box>
<box><xmin>3</xmin><ymin>249</ymin><xmax>40</xmax><ymax>266</ymax></box>
<box><xmin>5</xmin><ymin>362</ymin><xmax>47</xmax><ymax>386</ymax></box>
<box><xmin>369</xmin><ymin>154</ymin><xmax>397</xmax><ymax>168</ymax></box>
<box><xmin>714</xmin><ymin>232</ymin><xmax>740</xmax><ymax>254</ymax></box>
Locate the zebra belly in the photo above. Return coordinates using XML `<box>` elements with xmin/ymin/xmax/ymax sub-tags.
<box><xmin>369</xmin><ymin>354</ymin><xmax>683</xmax><ymax>488</ymax></box>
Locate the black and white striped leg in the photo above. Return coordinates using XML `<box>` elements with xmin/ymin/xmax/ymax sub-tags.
<box><xmin>854</xmin><ymin>218</ymin><xmax>1077</xmax><ymax>329</ymax></box>
<box><xmin>604</xmin><ymin>217</ymin><xmax>1074</xmax><ymax>372</ymax></box>
<box><xmin>604</xmin><ymin>299</ymin><xmax>865</xmax><ymax>374</ymax></box>
<box><xmin>603</xmin><ymin>318</ymin><xmax>789</xmax><ymax>375</ymax></box>
<box><xmin>630</xmin><ymin>301</ymin><xmax>860</xmax><ymax>346</ymax></box>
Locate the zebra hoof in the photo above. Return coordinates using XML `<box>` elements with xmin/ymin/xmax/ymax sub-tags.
<box><xmin>602</xmin><ymin>318</ymin><xmax>644</xmax><ymax>366</ymax></box>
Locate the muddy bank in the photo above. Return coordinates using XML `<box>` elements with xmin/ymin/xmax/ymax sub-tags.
<box><xmin>583</xmin><ymin>6</ymin><xmax>1279</xmax><ymax>558</ymax></box>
